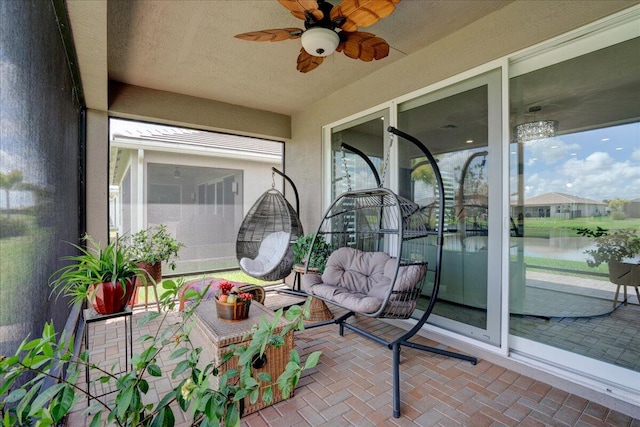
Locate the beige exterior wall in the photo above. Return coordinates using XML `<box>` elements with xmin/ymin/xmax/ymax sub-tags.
<box><xmin>109</xmin><ymin>82</ymin><xmax>291</xmax><ymax>140</ymax></box>
<box><xmin>286</xmin><ymin>0</ymin><xmax>637</xmax><ymax>232</ymax></box>
<box><xmin>87</xmin><ymin>84</ymin><xmax>291</xmax><ymax>239</ymax></box>
<box><xmin>86</xmin><ymin>109</ymin><xmax>109</xmax><ymax>243</ymax></box>
<box><xmin>142</xmin><ymin>150</ymin><xmax>281</xmax><ymax>219</ymax></box>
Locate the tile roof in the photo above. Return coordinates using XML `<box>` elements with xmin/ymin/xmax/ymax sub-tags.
<box><xmin>524</xmin><ymin>192</ymin><xmax>606</xmax><ymax>206</ymax></box>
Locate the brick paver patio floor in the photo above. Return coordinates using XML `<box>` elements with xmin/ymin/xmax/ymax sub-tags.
<box><xmin>66</xmin><ymin>291</ymin><xmax>640</xmax><ymax>426</ymax></box>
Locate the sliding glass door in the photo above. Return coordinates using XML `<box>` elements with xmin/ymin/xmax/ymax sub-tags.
<box><xmin>396</xmin><ymin>69</ymin><xmax>503</xmax><ymax>345</ymax></box>
<box><xmin>509</xmin><ymin>34</ymin><xmax>640</xmax><ymax>388</ymax></box>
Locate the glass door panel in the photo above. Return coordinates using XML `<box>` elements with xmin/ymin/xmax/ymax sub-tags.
<box><xmin>330</xmin><ymin>110</ymin><xmax>389</xmax><ymax>200</ymax></box>
<box><xmin>397</xmin><ymin>69</ymin><xmax>502</xmax><ymax>345</ymax></box>
<box><xmin>509</xmin><ymin>37</ymin><xmax>640</xmax><ymax>380</ymax></box>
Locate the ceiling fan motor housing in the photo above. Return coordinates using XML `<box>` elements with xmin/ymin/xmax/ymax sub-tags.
<box><xmin>301</xmin><ymin>27</ymin><xmax>340</xmax><ymax>57</ymax></box>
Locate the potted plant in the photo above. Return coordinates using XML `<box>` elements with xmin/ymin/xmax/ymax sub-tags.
<box><xmin>577</xmin><ymin>227</ymin><xmax>640</xmax><ymax>305</ymax></box>
<box><xmin>129</xmin><ymin>224</ymin><xmax>184</xmax><ymax>283</ymax></box>
<box><xmin>1</xmin><ymin>281</ymin><xmax>320</xmax><ymax>427</ymax></box>
<box><xmin>49</xmin><ymin>234</ymin><xmax>141</xmax><ymax>314</ymax></box>
<box><xmin>214</xmin><ymin>280</ymin><xmax>254</xmax><ymax>320</ymax></box>
<box><xmin>292</xmin><ymin>233</ymin><xmax>331</xmax><ymax>274</ymax></box>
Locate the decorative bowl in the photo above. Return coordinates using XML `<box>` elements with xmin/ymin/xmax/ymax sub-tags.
<box><xmin>215</xmin><ymin>299</ymin><xmax>250</xmax><ymax>321</ymax></box>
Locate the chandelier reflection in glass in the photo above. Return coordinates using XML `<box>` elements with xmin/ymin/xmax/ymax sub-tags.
<box><xmin>514</xmin><ymin>105</ymin><xmax>558</xmax><ymax>144</ymax></box>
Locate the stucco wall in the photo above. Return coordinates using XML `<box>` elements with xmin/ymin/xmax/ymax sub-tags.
<box><xmin>287</xmin><ymin>0</ymin><xmax>637</xmax><ymax>232</ymax></box>
<box><xmin>86</xmin><ymin>85</ymin><xmax>291</xmax><ymax>239</ymax></box>
<box><xmin>109</xmin><ymin>82</ymin><xmax>291</xmax><ymax>140</ymax></box>
<box><xmin>86</xmin><ymin>109</ymin><xmax>109</xmax><ymax>242</ymax></box>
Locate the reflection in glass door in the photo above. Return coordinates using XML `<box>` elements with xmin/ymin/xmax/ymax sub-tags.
<box><xmin>509</xmin><ymin>36</ymin><xmax>640</xmax><ymax>385</ymax></box>
<box><xmin>397</xmin><ymin>69</ymin><xmax>502</xmax><ymax>345</ymax></box>
<box><xmin>329</xmin><ymin>110</ymin><xmax>390</xmax><ymax>201</ymax></box>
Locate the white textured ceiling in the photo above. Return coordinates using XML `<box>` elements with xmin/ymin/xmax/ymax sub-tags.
<box><xmin>103</xmin><ymin>0</ymin><xmax>513</xmax><ymax>116</ymax></box>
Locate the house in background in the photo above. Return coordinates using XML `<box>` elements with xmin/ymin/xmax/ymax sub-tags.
<box><xmin>520</xmin><ymin>192</ymin><xmax>607</xmax><ymax>219</ymax></box>
<box><xmin>625</xmin><ymin>197</ymin><xmax>640</xmax><ymax>218</ymax></box>
<box><xmin>109</xmin><ymin>120</ymin><xmax>284</xmax><ymax>273</ymax></box>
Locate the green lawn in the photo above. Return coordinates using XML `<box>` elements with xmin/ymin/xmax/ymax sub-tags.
<box><xmin>515</xmin><ymin>217</ymin><xmax>637</xmax><ymax>280</ymax></box>
<box><xmin>0</xmin><ymin>218</ymin><xmax>56</xmax><ymax>326</ymax></box>
<box><xmin>133</xmin><ymin>270</ymin><xmax>279</xmax><ymax>304</ymax></box>
<box><xmin>523</xmin><ymin>216</ymin><xmax>640</xmax><ymax>231</ymax></box>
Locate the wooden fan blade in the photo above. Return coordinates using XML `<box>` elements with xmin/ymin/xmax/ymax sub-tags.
<box><xmin>234</xmin><ymin>28</ymin><xmax>303</xmax><ymax>42</ymax></box>
<box><xmin>336</xmin><ymin>31</ymin><xmax>389</xmax><ymax>61</ymax></box>
<box><xmin>278</xmin><ymin>0</ymin><xmax>323</xmax><ymax>21</ymax></box>
<box><xmin>331</xmin><ymin>0</ymin><xmax>400</xmax><ymax>32</ymax></box>
<box><xmin>297</xmin><ymin>48</ymin><xmax>324</xmax><ymax>73</ymax></box>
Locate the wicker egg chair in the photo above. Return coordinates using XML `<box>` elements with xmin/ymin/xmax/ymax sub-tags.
<box><xmin>236</xmin><ymin>171</ymin><xmax>303</xmax><ymax>281</ymax></box>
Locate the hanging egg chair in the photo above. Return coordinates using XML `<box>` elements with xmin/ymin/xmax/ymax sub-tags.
<box><xmin>302</xmin><ymin>127</ymin><xmax>476</xmax><ymax>419</ymax></box>
<box><xmin>236</xmin><ymin>169</ymin><xmax>303</xmax><ymax>281</ymax></box>
<box><xmin>303</xmin><ymin>187</ymin><xmax>432</xmax><ymax>319</ymax></box>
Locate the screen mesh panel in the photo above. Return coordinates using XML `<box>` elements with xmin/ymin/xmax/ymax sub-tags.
<box><xmin>0</xmin><ymin>0</ymin><xmax>83</xmax><ymax>361</ymax></box>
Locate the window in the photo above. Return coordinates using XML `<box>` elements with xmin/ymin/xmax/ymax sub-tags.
<box><xmin>109</xmin><ymin>119</ymin><xmax>283</xmax><ymax>275</ymax></box>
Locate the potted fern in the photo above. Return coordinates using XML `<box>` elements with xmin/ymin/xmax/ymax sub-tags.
<box><xmin>49</xmin><ymin>234</ymin><xmax>141</xmax><ymax>314</ymax></box>
<box><xmin>1</xmin><ymin>282</ymin><xmax>320</xmax><ymax>426</ymax></box>
<box><xmin>292</xmin><ymin>233</ymin><xmax>331</xmax><ymax>274</ymax></box>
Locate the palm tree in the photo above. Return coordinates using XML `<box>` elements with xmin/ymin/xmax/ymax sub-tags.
<box><xmin>0</xmin><ymin>170</ymin><xmax>24</xmax><ymax>218</ymax></box>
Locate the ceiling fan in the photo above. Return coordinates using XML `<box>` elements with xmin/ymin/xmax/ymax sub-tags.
<box><xmin>234</xmin><ymin>0</ymin><xmax>401</xmax><ymax>73</ymax></box>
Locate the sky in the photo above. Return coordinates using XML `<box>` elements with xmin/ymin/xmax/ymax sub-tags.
<box><xmin>510</xmin><ymin>121</ymin><xmax>640</xmax><ymax>203</ymax></box>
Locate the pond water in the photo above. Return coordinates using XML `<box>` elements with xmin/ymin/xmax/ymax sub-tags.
<box><xmin>520</xmin><ymin>236</ymin><xmax>596</xmax><ymax>262</ymax></box>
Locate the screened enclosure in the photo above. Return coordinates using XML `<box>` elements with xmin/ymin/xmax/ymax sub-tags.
<box><xmin>109</xmin><ymin>119</ymin><xmax>284</xmax><ymax>275</ymax></box>
<box><xmin>0</xmin><ymin>0</ymin><xmax>84</xmax><ymax>367</ymax></box>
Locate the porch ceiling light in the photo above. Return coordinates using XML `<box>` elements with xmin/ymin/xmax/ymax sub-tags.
<box><xmin>514</xmin><ymin>106</ymin><xmax>558</xmax><ymax>144</ymax></box>
<box><xmin>301</xmin><ymin>27</ymin><xmax>340</xmax><ymax>57</ymax></box>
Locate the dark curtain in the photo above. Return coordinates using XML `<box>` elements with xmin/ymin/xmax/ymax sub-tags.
<box><xmin>0</xmin><ymin>0</ymin><xmax>84</xmax><ymax>362</ymax></box>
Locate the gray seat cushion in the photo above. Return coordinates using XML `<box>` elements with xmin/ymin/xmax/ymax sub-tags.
<box><xmin>302</xmin><ymin>247</ymin><xmax>426</xmax><ymax>315</ymax></box>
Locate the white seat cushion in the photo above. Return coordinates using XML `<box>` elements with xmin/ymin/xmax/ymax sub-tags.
<box><xmin>240</xmin><ymin>231</ymin><xmax>290</xmax><ymax>276</ymax></box>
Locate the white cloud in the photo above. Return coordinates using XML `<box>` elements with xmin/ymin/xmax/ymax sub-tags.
<box><xmin>528</xmin><ymin>137</ymin><xmax>581</xmax><ymax>165</ymax></box>
<box><xmin>555</xmin><ymin>152</ymin><xmax>639</xmax><ymax>201</ymax></box>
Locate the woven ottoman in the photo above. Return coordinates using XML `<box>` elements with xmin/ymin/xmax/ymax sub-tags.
<box><xmin>190</xmin><ymin>300</ymin><xmax>294</xmax><ymax>416</ymax></box>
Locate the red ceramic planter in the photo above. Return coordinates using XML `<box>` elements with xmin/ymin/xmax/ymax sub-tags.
<box><xmin>89</xmin><ymin>278</ymin><xmax>136</xmax><ymax>314</ymax></box>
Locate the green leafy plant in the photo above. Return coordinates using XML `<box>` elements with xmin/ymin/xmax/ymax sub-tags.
<box><xmin>49</xmin><ymin>234</ymin><xmax>141</xmax><ymax>306</ymax></box>
<box><xmin>292</xmin><ymin>233</ymin><xmax>331</xmax><ymax>274</ymax></box>
<box><xmin>577</xmin><ymin>227</ymin><xmax>640</xmax><ymax>267</ymax></box>
<box><xmin>129</xmin><ymin>224</ymin><xmax>184</xmax><ymax>270</ymax></box>
<box><xmin>0</xmin><ymin>279</ymin><xmax>320</xmax><ymax>427</ymax></box>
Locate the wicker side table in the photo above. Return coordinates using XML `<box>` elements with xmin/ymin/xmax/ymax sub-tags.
<box><xmin>191</xmin><ymin>300</ymin><xmax>294</xmax><ymax>416</ymax></box>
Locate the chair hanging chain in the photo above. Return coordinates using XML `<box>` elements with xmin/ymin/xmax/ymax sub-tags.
<box><xmin>271</xmin><ymin>170</ymin><xmax>276</xmax><ymax>188</ymax></box>
<box><xmin>379</xmin><ymin>132</ymin><xmax>394</xmax><ymax>188</ymax></box>
<box><xmin>340</xmin><ymin>145</ymin><xmax>352</xmax><ymax>192</ymax></box>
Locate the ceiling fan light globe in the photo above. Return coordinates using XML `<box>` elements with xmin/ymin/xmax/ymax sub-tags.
<box><xmin>301</xmin><ymin>27</ymin><xmax>339</xmax><ymax>57</ymax></box>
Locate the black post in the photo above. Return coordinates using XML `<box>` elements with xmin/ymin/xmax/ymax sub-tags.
<box><xmin>393</xmin><ymin>343</ymin><xmax>401</xmax><ymax>418</ymax></box>
<box><xmin>340</xmin><ymin>142</ymin><xmax>382</xmax><ymax>187</ymax></box>
<box><xmin>272</xmin><ymin>167</ymin><xmax>300</xmax><ymax>215</ymax></box>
